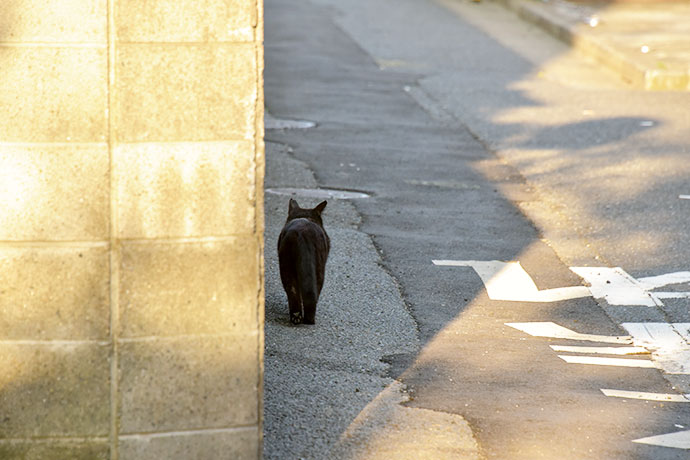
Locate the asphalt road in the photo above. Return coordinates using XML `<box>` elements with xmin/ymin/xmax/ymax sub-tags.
<box><xmin>263</xmin><ymin>0</ymin><xmax>690</xmax><ymax>458</ymax></box>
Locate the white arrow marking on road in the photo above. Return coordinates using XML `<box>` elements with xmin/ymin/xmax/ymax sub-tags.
<box><xmin>601</xmin><ymin>389</ymin><xmax>690</xmax><ymax>402</ymax></box>
<box><xmin>506</xmin><ymin>322</ymin><xmax>632</xmax><ymax>344</ymax></box>
<box><xmin>633</xmin><ymin>430</ymin><xmax>690</xmax><ymax>449</ymax></box>
<box><xmin>433</xmin><ymin>260</ymin><xmax>590</xmax><ymax>302</ymax></box>
<box><xmin>434</xmin><ymin>260</ymin><xmax>690</xmax><ymax>305</ymax></box>
<box><xmin>570</xmin><ymin>267</ymin><xmax>661</xmax><ymax>306</ymax></box>
<box><xmin>558</xmin><ymin>355</ymin><xmax>656</xmax><ymax>368</ymax></box>
<box><xmin>550</xmin><ymin>345</ymin><xmax>649</xmax><ymax>355</ymax></box>
<box><xmin>571</xmin><ymin>268</ymin><xmax>690</xmax><ymax>305</ymax></box>
<box><xmin>637</xmin><ymin>271</ymin><xmax>690</xmax><ymax>300</ymax></box>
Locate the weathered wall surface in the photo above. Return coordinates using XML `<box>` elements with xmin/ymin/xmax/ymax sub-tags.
<box><xmin>0</xmin><ymin>1</ymin><xmax>264</xmax><ymax>458</ymax></box>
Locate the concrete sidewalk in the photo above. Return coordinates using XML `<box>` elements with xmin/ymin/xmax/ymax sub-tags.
<box><xmin>493</xmin><ymin>0</ymin><xmax>690</xmax><ymax>90</ymax></box>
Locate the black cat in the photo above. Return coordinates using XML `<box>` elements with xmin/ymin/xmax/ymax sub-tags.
<box><xmin>277</xmin><ymin>199</ymin><xmax>330</xmax><ymax>325</ymax></box>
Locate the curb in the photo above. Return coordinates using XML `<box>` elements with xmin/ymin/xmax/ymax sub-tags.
<box><xmin>493</xmin><ymin>0</ymin><xmax>690</xmax><ymax>90</ymax></box>
<box><xmin>329</xmin><ymin>381</ymin><xmax>481</xmax><ymax>460</ymax></box>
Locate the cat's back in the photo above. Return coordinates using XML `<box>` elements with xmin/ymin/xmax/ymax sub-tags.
<box><xmin>278</xmin><ymin>218</ymin><xmax>329</xmax><ymax>251</ymax></box>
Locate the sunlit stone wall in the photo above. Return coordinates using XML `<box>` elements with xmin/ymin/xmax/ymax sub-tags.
<box><xmin>0</xmin><ymin>1</ymin><xmax>264</xmax><ymax>458</ymax></box>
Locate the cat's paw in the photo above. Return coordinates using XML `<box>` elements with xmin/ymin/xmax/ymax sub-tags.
<box><xmin>303</xmin><ymin>316</ymin><xmax>315</xmax><ymax>325</ymax></box>
<box><xmin>290</xmin><ymin>311</ymin><xmax>303</xmax><ymax>325</ymax></box>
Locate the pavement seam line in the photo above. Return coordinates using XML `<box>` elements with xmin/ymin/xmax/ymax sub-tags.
<box><xmin>118</xmin><ymin>426</ymin><xmax>257</xmax><ymax>440</ymax></box>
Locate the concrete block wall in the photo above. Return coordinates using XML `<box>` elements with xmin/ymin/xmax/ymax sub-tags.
<box><xmin>0</xmin><ymin>1</ymin><xmax>264</xmax><ymax>459</ymax></box>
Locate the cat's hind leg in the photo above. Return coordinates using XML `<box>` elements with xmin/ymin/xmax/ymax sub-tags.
<box><xmin>279</xmin><ymin>254</ymin><xmax>303</xmax><ymax>325</ymax></box>
<box><xmin>302</xmin><ymin>291</ymin><xmax>317</xmax><ymax>325</ymax></box>
<box><xmin>287</xmin><ymin>285</ymin><xmax>303</xmax><ymax>325</ymax></box>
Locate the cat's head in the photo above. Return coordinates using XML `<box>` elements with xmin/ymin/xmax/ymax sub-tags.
<box><xmin>287</xmin><ymin>198</ymin><xmax>327</xmax><ymax>227</ymax></box>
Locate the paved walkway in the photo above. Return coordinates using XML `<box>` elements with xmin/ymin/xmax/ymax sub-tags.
<box><xmin>494</xmin><ymin>0</ymin><xmax>690</xmax><ymax>89</ymax></box>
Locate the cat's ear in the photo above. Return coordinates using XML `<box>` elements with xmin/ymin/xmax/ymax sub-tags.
<box><xmin>288</xmin><ymin>198</ymin><xmax>300</xmax><ymax>213</ymax></box>
<box><xmin>314</xmin><ymin>200</ymin><xmax>327</xmax><ymax>215</ymax></box>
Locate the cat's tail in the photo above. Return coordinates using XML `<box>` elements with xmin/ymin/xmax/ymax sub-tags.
<box><xmin>297</xmin><ymin>247</ymin><xmax>319</xmax><ymax>325</ymax></box>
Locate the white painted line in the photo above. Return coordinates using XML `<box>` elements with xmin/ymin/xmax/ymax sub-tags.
<box><xmin>655</xmin><ymin>291</ymin><xmax>690</xmax><ymax>299</ymax></box>
<box><xmin>571</xmin><ymin>266</ymin><xmax>661</xmax><ymax>306</ymax></box>
<box><xmin>672</xmin><ymin>323</ymin><xmax>690</xmax><ymax>342</ymax></box>
<box><xmin>506</xmin><ymin>322</ymin><xmax>632</xmax><ymax>344</ymax></box>
<box><xmin>119</xmin><ymin>426</ymin><xmax>256</xmax><ymax>440</ymax></box>
<box><xmin>621</xmin><ymin>323</ymin><xmax>687</xmax><ymax>350</ymax></box>
<box><xmin>633</xmin><ymin>430</ymin><xmax>690</xmax><ymax>449</ymax></box>
<box><xmin>637</xmin><ymin>271</ymin><xmax>690</xmax><ymax>290</ymax></box>
<box><xmin>435</xmin><ymin>260</ymin><xmax>690</xmax><ymax>306</ymax></box>
<box><xmin>621</xmin><ymin>323</ymin><xmax>690</xmax><ymax>374</ymax></box>
<box><xmin>550</xmin><ymin>345</ymin><xmax>648</xmax><ymax>355</ymax></box>
<box><xmin>679</xmin><ymin>195</ymin><xmax>690</xmax><ymax>200</ymax></box>
<box><xmin>558</xmin><ymin>355</ymin><xmax>656</xmax><ymax>368</ymax></box>
<box><xmin>433</xmin><ymin>260</ymin><xmax>590</xmax><ymax>302</ymax></box>
<box><xmin>601</xmin><ymin>389</ymin><xmax>690</xmax><ymax>402</ymax></box>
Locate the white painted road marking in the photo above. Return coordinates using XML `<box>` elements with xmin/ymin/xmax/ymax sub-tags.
<box><xmin>446</xmin><ymin>260</ymin><xmax>690</xmax><ymax>448</ymax></box>
<box><xmin>558</xmin><ymin>355</ymin><xmax>656</xmax><ymax>368</ymax></box>
<box><xmin>506</xmin><ymin>322</ymin><xmax>632</xmax><ymax>344</ymax></box>
<box><xmin>434</xmin><ymin>260</ymin><xmax>690</xmax><ymax>305</ymax></box>
<box><xmin>433</xmin><ymin>260</ymin><xmax>591</xmax><ymax>302</ymax></box>
<box><xmin>570</xmin><ymin>267</ymin><xmax>661</xmax><ymax>306</ymax></box>
<box><xmin>656</xmin><ymin>292</ymin><xmax>690</xmax><ymax>299</ymax></box>
<box><xmin>550</xmin><ymin>345</ymin><xmax>649</xmax><ymax>355</ymax></box>
<box><xmin>601</xmin><ymin>389</ymin><xmax>690</xmax><ymax>402</ymax></box>
<box><xmin>622</xmin><ymin>323</ymin><xmax>690</xmax><ymax>374</ymax></box>
<box><xmin>504</xmin><ymin>319</ymin><xmax>690</xmax><ymax>449</ymax></box>
<box><xmin>508</xmin><ymin>321</ymin><xmax>690</xmax><ymax>374</ymax></box>
<box><xmin>637</xmin><ymin>271</ymin><xmax>690</xmax><ymax>290</ymax></box>
<box><xmin>680</xmin><ymin>195</ymin><xmax>690</xmax><ymax>200</ymax></box>
<box><xmin>636</xmin><ymin>271</ymin><xmax>690</xmax><ymax>301</ymax></box>
<box><xmin>621</xmin><ymin>322</ymin><xmax>689</xmax><ymax>350</ymax></box>
<box><xmin>633</xmin><ymin>430</ymin><xmax>690</xmax><ymax>449</ymax></box>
